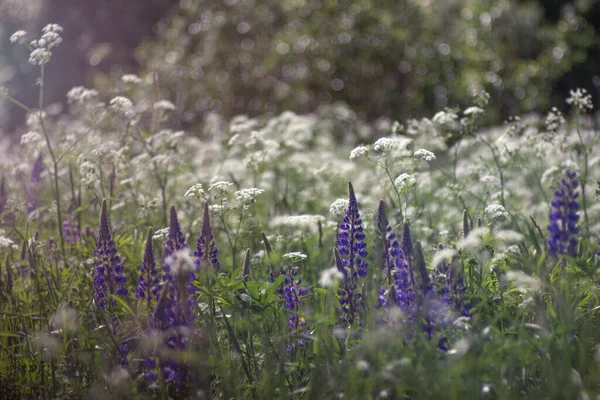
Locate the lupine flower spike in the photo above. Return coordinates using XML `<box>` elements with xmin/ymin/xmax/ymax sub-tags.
<box><xmin>93</xmin><ymin>199</ymin><xmax>127</xmax><ymax>310</ymax></box>
<box><xmin>136</xmin><ymin>228</ymin><xmax>159</xmax><ymax>309</ymax></box>
<box><xmin>27</xmin><ymin>153</ymin><xmax>45</xmax><ymax>214</ymax></box>
<box><xmin>547</xmin><ymin>169</ymin><xmax>580</xmax><ymax>257</ymax></box>
<box><xmin>336</xmin><ymin>182</ymin><xmax>368</xmax><ymax>326</ymax></box>
<box><xmin>194</xmin><ymin>202</ymin><xmax>220</xmax><ymax>270</ymax></box>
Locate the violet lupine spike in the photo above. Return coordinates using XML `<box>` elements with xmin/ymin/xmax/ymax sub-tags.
<box><xmin>335</xmin><ymin>182</ymin><xmax>368</xmax><ymax>326</ymax></box>
<box><xmin>0</xmin><ymin>175</ymin><xmax>7</xmax><ymax>215</ymax></box>
<box><xmin>161</xmin><ymin>206</ymin><xmax>189</xmax><ymax>286</ymax></box>
<box><xmin>27</xmin><ymin>153</ymin><xmax>45</xmax><ymax>214</ymax></box>
<box><xmin>281</xmin><ymin>267</ymin><xmax>309</xmax><ymax>354</ymax></box>
<box><xmin>433</xmin><ymin>245</ymin><xmax>470</xmax><ymax>318</ymax></box>
<box><xmin>147</xmin><ymin>257</ymin><xmax>195</xmax><ymax>392</ymax></box>
<box><xmin>597</xmin><ymin>236</ymin><xmax>600</xmax><ymax>262</ymax></box>
<box><xmin>93</xmin><ymin>199</ymin><xmax>127</xmax><ymax>310</ymax></box>
<box><xmin>136</xmin><ymin>228</ymin><xmax>159</xmax><ymax>308</ymax></box>
<box><xmin>63</xmin><ymin>215</ymin><xmax>81</xmax><ymax>244</ymax></box>
<box><xmin>402</xmin><ymin>220</ymin><xmax>414</xmax><ymax>259</ymax></box>
<box><xmin>194</xmin><ymin>203</ymin><xmax>220</xmax><ymax>270</ymax></box>
<box><xmin>375</xmin><ymin>200</ymin><xmax>401</xmax><ymax>309</ymax></box>
<box><xmin>547</xmin><ymin>169</ymin><xmax>580</xmax><ymax>257</ymax></box>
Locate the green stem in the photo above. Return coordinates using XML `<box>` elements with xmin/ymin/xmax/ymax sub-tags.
<box><xmin>575</xmin><ymin>114</ymin><xmax>590</xmax><ymax>236</ymax></box>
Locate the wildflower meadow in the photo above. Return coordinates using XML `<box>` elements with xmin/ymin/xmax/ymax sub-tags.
<box><xmin>1</xmin><ymin>9</ymin><xmax>600</xmax><ymax>400</ymax></box>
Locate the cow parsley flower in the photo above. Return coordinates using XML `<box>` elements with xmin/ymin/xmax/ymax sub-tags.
<box><xmin>29</xmin><ymin>48</ymin><xmax>52</xmax><ymax>66</ymax></box>
<box><xmin>463</xmin><ymin>107</ymin><xmax>484</xmax><ymax>117</ymax></box>
<box><xmin>414</xmin><ymin>149</ymin><xmax>436</xmax><ymax>161</ymax></box>
<box><xmin>121</xmin><ymin>74</ymin><xmax>142</xmax><ymax>85</ymax></box>
<box><xmin>484</xmin><ymin>204</ymin><xmax>509</xmax><ymax>223</ymax></box>
<box><xmin>319</xmin><ymin>267</ymin><xmax>344</xmax><ymax>288</ymax></box>
<box><xmin>329</xmin><ymin>198</ymin><xmax>349</xmax><ymax>217</ymax></box>
<box><xmin>9</xmin><ymin>30</ymin><xmax>27</xmax><ymax>45</ymax></box>
<box><xmin>67</xmin><ymin>86</ymin><xmax>99</xmax><ymax>105</ymax></box>
<box><xmin>545</xmin><ymin>107</ymin><xmax>564</xmax><ymax>132</ymax></box>
<box><xmin>109</xmin><ymin>96</ymin><xmax>135</xmax><ymax>118</ymax></box>
<box><xmin>235</xmin><ymin>188</ymin><xmax>265</xmax><ymax>205</ymax></box>
<box><xmin>153</xmin><ymin>100</ymin><xmax>176</xmax><ymax>112</ymax></box>
<box><xmin>184</xmin><ymin>183</ymin><xmax>205</xmax><ymax>198</ymax></box>
<box><xmin>394</xmin><ymin>173</ymin><xmax>417</xmax><ymax>193</ymax></box>
<box><xmin>566</xmin><ymin>88</ymin><xmax>593</xmax><ymax>112</ymax></box>
<box><xmin>282</xmin><ymin>252</ymin><xmax>307</xmax><ymax>263</ymax></box>
<box><xmin>350</xmin><ymin>145</ymin><xmax>368</xmax><ymax>161</ymax></box>
<box><xmin>372</xmin><ymin>137</ymin><xmax>395</xmax><ymax>153</ymax></box>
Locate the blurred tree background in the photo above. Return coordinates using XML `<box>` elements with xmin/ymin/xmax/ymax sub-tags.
<box><xmin>1</xmin><ymin>0</ymin><xmax>599</xmax><ymax>135</ymax></box>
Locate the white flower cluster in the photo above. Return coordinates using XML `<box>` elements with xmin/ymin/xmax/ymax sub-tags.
<box><xmin>432</xmin><ymin>111</ymin><xmax>458</xmax><ymax>127</ymax></box>
<box><xmin>9</xmin><ymin>30</ymin><xmax>27</xmax><ymax>45</ymax></box>
<box><xmin>349</xmin><ymin>145</ymin><xmax>368</xmax><ymax>161</ymax></box>
<box><xmin>270</xmin><ymin>214</ymin><xmax>325</xmax><ymax>232</ymax></box>
<box><xmin>463</xmin><ymin>106</ymin><xmax>484</xmax><ymax>117</ymax></box>
<box><xmin>209</xmin><ymin>181</ymin><xmax>234</xmax><ymax>192</ymax></box>
<box><xmin>109</xmin><ymin>96</ymin><xmax>135</xmax><ymax>118</ymax></box>
<box><xmin>372</xmin><ymin>137</ymin><xmax>395</xmax><ymax>153</ymax></box>
<box><xmin>153</xmin><ymin>227</ymin><xmax>170</xmax><ymax>241</ymax></box>
<box><xmin>235</xmin><ymin>188</ymin><xmax>265</xmax><ymax>205</ymax></box>
<box><xmin>282</xmin><ymin>252</ymin><xmax>308</xmax><ymax>263</ymax></box>
<box><xmin>329</xmin><ymin>198</ymin><xmax>349</xmax><ymax>217</ymax></box>
<box><xmin>566</xmin><ymin>88</ymin><xmax>593</xmax><ymax>112</ymax></box>
<box><xmin>184</xmin><ymin>183</ymin><xmax>205</xmax><ymax>198</ymax></box>
<box><xmin>484</xmin><ymin>204</ymin><xmax>509</xmax><ymax>223</ymax></box>
<box><xmin>67</xmin><ymin>86</ymin><xmax>99</xmax><ymax>105</ymax></box>
<box><xmin>545</xmin><ymin>107</ymin><xmax>564</xmax><ymax>132</ymax></box>
<box><xmin>394</xmin><ymin>173</ymin><xmax>417</xmax><ymax>192</ymax></box>
<box><xmin>153</xmin><ymin>100</ymin><xmax>176</xmax><ymax>112</ymax></box>
<box><xmin>319</xmin><ymin>267</ymin><xmax>344</xmax><ymax>288</ymax></box>
<box><xmin>22</xmin><ymin>24</ymin><xmax>64</xmax><ymax>66</ymax></box>
<box><xmin>121</xmin><ymin>74</ymin><xmax>142</xmax><ymax>85</ymax></box>
<box><xmin>414</xmin><ymin>149</ymin><xmax>436</xmax><ymax>161</ymax></box>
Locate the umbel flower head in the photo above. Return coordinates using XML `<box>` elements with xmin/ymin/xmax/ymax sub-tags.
<box><xmin>93</xmin><ymin>199</ymin><xmax>127</xmax><ymax>310</ymax></box>
<box><xmin>547</xmin><ymin>169</ymin><xmax>580</xmax><ymax>257</ymax></box>
<box><xmin>194</xmin><ymin>203</ymin><xmax>220</xmax><ymax>269</ymax></box>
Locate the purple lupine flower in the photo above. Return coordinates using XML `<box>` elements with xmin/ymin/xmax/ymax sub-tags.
<box><xmin>393</xmin><ymin>247</ymin><xmax>414</xmax><ymax>313</ymax></box>
<box><xmin>63</xmin><ymin>215</ymin><xmax>81</xmax><ymax>244</ymax></box>
<box><xmin>374</xmin><ymin>200</ymin><xmax>401</xmax><ymax>309</ymax></box>
<box><xmin>93</xmin><ymin>199</ymin><xmax>127</xmax><ymax>310</ymax></box>
<box><xmin>335</xmin><ymin>182</ymin><xmax>368</xmax><ymax>326</ymax></box>
<box><xmin>147</xmin><ymin>253</ymin><xmax>196</xmax><ymax>392</ymax></box>
<box><xmin>597</xmin><ymin>236</ymin><xmax>600</xmax><ymax>262</ymax></box>
<box><xmin>433</xmin><ymin>246</ymin><xmax>470</xmax><ymax>318</ymax></box>
<box><xmin>281</xmin><ymin>266</ymin><xmax>309</xmax><ymax>354</ymax></box>
<box><xmin>159</xmin><ymin>206</ymin><xmax>189</xmax><ymax>291</ymax></box>
<box><xmin>136</xmin><ymin>228</ymin><xmax>159</xmax><ymax>309</ymax></box>
<box><xmin>547</xmin><ymin>169</ymin><xmax>580</xmax><ymax>257</ymax></box>
<box><xmin>401</xmin><ymin>220</ymin><xmax>414</xmax><ymax>259</ymax></box>
<box><xmin>337</xmin><ymin>182</ymin><xmax>368</xmax><ymax>279</ymax></box>
<box><xmin>0</xmin><ymin>175</ymin><xmax>7</xmax><ymax>215</ymax></box>
<box><xmin>194</xmin><ymin>203</ymin><xmax>220</xmax><ymax>270</ymax></box>
<box><xmin>27</xmin><ymin>153</ymin><xmax>45</xmax><ymax>214</ymax></box>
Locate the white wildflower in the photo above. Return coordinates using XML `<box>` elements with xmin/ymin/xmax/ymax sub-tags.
<box><xmin>67</xmin><ymin>86</ymin><xmax>98</xmax><ymax>105</ymax></box>
<box><xmin>349</xmin><ymin>145</ymin><xmax>368</xmax><ymax>161</ymax></box>
<box><xmin>464</xmin><ymin>106</ymin><xmax>484</xmax><ymax>117</ymax></box>
<box><xmin>432</xmin><ymin>249</ymin><xmax>458</xmax><ymax>268</ymax></box>
<box><xmin>153</xmin><ymin>227</ymin><xmax>170</xmax><ymax>241</ymax></box>
<box><xmin>235</xmin><ymin>188</ymin><xmax>265</xmax><ymax>205</ymax></box>
<box><xmin>329</xmin><ymin>198</ymin><xmax>349</xmax><ymax>217</ymax></box>
<box><xmin>21</xmin><ymin>131</ymin><xmax>43</xmax><ymax>146</ymax></box>
<box><xmin>0</xmin><ymin>86</ymin><xmax>7</xmax><ymax>97</ymax></box>
<box><xmin>394</xmin><ymin>173</ymin><xmax>417</xmax><ymax>192</ymax></box>
<box><xmin>153</xmin><ymin>100</ymin><xmax>176</xmax><ymax>112</ymax></box>
<box><xmin>9</xmin><ymin>30</ymin><xmax>27</xmax><ymax>45</ymax></box>
<box><xmin>495</xmin><ymin>230</ymin><xmax>524</xmax><ymax>244</ymax></box>
<box><xmin>29</xmin><ymin>48</ymin><xmax>51</xmax><ymax>66</ymax></box>
<box><xmin>270</xmin><ymin>215</ymin><xmax>325</xmax><ymax>231</ymax></box>
<box><xmin>372</xmin><ymin>137</ymin><xmax>395</xmax><ymax>153</ymax></box>
<box><xmin>545</xmin><ymin>107</ymin><xmax>564</xmax><ymax>132</ymax></box>
<box><xmin>39</xmin><ymin>31</ymin><xmax>62</xmax><ymax>49</ymax></box>
<box><xmin>166</xmin><ymin>249</ymin><xmax>196</xmax><ymax>277</ymax></box>
<box><xmin>109</xmin><ymin>96</ymin><xmax>135</xmax><ymax>118</ymax></box>
<box><xmin>282</xmin><ymin>252</ymin><xmax>307</xmax><ymax>263</ymax></box>
<box><xmin>503</xmin><ymin>271</ymin><xmax>541</xmax><ymax>293</ymax></box>
<box><xmin>414</xmin><ymin>149</ymin><xmax>436</xmax><ymax>161</ymax></box>
<box><xmin>185</xmin><ymin>183</ymin><xmax>205</xmax><ymax>198</ymax></box>
<box><xmin>462</xmin><ymin>227</ymin><xmax>490</xmax><ymax>250</ymax></box>
<box><xmin>319</xmin><ymin>267</ymin><xmax>344</xmax><ymax>288</ymax></box>
<box><xmin>208</xmin><ymin>181</ymin><xmax>234</xmax><ymax>192</ymax></box>
<box><xmin>484</xmin><ymin>204</ymin><xmax>509</xmax><ymax>222</ymax></box>
<box><xmin>121</xmin><ymin>74</ymin><xmax>142</xmax><ymax>85</ymax></box>
<box><xmin>0</xmin><ymin>235</ymin><xmax>17</xmax><ymax>249</ymax></box>
<box><xmin>566</xmin><ymin>88</ymin><xmax>593</xmax><ymax>112</ymax></box>
<box><xmin>50</xmin><ymin>304</ymin><xmax>78</xmax><ymax>334</ymax></box>
<box><xmin>42</xmin><ymin>24</ymin><xmax>63</xmax><ymax>34</ymax></box>
<box><xmin>432</xmin><ymin>111</ymin><xmax>458</xmax><ymax>126</ymax></box>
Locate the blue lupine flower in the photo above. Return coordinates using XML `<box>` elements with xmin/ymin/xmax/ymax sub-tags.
<box><xmin>401</xmin><ymin>220</ymin><xmax>414</xmax><ymax>259</ymax></box>
<box><xmin>281</xmin><ymin>266</ymin><xmax>309</xmax><ymax>354</ymax></box>
<box><xmin>27</xmin><ymin>153</ymin><xmax>45</xmax><ymax>214</ymax></box>
<box><xmin>335</xmin><ymin>182</ymin><xmax>368</xmax><ymax>326</ymax></box>
<box><xmin>547</xmin><ymin>169</ymin><xmax>580</xmax><ymax>257</ymax></box>
<box><xmin>63</xmin><ymin>215</ymin><xmax>80</xmax><ymax>244</ymax></box>
<box><xmin>375</xmin><ymin>200</ymin><xmax>402</xmax><ymax>309</ymax></box>
<box><xmin>194</xmin><ymin>202</ymin><xmax>220</xmax><ymax>270</ymax></box>
<box><xmin>93</xmin><ymin>199</ymin><xmax>127</xmax><ymax>310</ymax></box>
<box><xmin>136</xmin><ymin>228</ymin><xmax>159</xmax><ymax>309</ymax></box>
